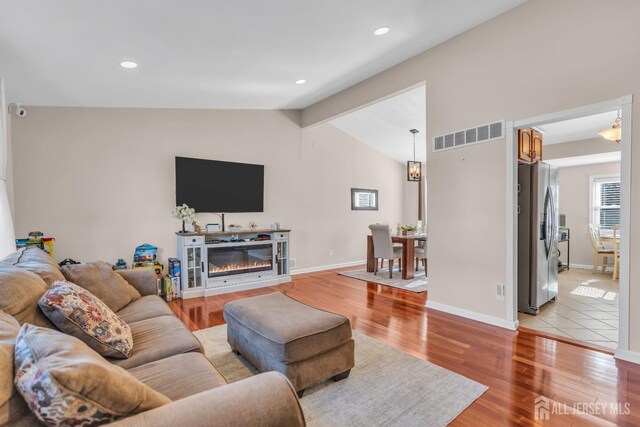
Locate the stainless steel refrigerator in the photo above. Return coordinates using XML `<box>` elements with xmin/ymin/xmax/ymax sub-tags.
<box><xmin>518</xmin><ymin>162</ymin><xmax>559</xmax><ymax>315</ymax></box>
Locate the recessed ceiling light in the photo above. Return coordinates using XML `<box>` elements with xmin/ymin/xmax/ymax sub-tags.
<box><xmin>295</xmin><ymin>79</ymin><xmax>306</xmax><ymax>85</ymax></box>
<box><xmin>119</xmin><ymin>61</ymin><xmax>138</xmax><ymax>69</ymax></box>
<box><xmin>374</xmin><ymin>26</ymin><xmax>390</xmax><ymax>35</ymax></box>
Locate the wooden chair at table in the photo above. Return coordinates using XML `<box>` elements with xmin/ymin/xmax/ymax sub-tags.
<box><xmin>368</xmin><ymin>224</ymin><xmax>402</xmax><ymax>279</ymax></box>
<box><xmin>612</xmin><ymin>225</ymin><xmax>620</xmax><ymax>280</ymax></box>
<box><xmin>588</xmin><ymin>224</ymin><xmax>614</xmax><ymax>273</ymax></box>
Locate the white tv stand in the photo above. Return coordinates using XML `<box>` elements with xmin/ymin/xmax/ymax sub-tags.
<box><xmin>176</xmin><ymin>229</ymin><xmax>290</xmax><ymax>299</ymax></box>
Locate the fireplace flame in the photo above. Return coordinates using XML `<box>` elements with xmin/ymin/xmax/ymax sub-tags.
<box><xmin>209</xmin><ymin>260</ymin><xmax>272</xmax><ymax>274</ymax></box>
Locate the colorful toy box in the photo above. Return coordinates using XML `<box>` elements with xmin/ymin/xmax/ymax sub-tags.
<box><xmin>133</xmin><ymin>244</ymin><xmax>158</xmax><ymax>263</ymax></box>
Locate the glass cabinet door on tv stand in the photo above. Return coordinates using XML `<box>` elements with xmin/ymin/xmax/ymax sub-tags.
<box><xmin>276</xmin><ymin>238</ymin><xmax>289</xmax><ymax>276</ymax></box>
<box><xmin>185</xmin><ymin>246</ymin><xmax>204</xmax><ymax>291</ymax></box>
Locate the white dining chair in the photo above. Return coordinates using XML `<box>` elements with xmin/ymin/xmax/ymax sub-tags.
<box><xmin>368</xmin><ymin>224</ymin><xmax>403</xmax><ymax>279</ymax></box>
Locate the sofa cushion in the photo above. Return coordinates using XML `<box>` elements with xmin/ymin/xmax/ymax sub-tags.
<box><xmin>39</xmin><ymin>280</ymin><xmax>133</xmax><ymax>358</ymax></box>
<box><xmin>128</xmin><ymin>353</ymin><xmax>226</xmax><ymax>401</ymax></box>
<box><xmin>0</xmin><ymin>264</ymin><xmax>54</xmax><ymax>328</ymax></box>
<box><xmin>223</xmin><ymin>292</ymin><xmax>352</xmax><ymax>363</ymax></box>
<box><xmin>61</xmin><ymin>261</ymin><xmax>141</xmax><ymax>312</ymax></box>
<box><xmin>117</xmin><ymin>295</ymin><xmax>174</xmax><ymax>324</ymax></box>
<box><xmin>116</xmin><ymin>269</ymin><xmax>159</xmax><ymax>297</ymax></box>
<box><xmin>14</xmin><ymin>324</ymin><xmax>170</xmax><ymax>426</ymax></box>
<box><xmin>0</xmin><ymin>310</ymin><xmax>36</xmax><ymax>426</ymax></box>
<box><xmin>0</xmin><ymin>246</ymin><xmax>65</xmax><ymax>285</ymax></box>
<box><xmin>109</xmin><ymin>316</ymin><xmax>202</xmax><ymax>369</ymax></box>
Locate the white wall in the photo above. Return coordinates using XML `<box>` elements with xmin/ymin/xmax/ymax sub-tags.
<box><xmin>558</xmin><ymin>162</ymin><xmax>621</xmax><ymax>267</ymax></box>
<box><xmin>300</xmin><ymin>0</ymin><xmax>640</xmax><ymax>350</ymax></box>
<box><xmin>10</xmin><ymin>107</ymin><xmax>409</xmax><ymax>270</ymax></box>
<box><xmin>5</xmin><ymin>113</ymin><xmax>13</xmax><ymax>219</ymax></box>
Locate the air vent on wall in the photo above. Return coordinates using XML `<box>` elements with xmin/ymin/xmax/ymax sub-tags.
<box><xmin>433</xmin><ymin>120</ymin><xmax>505</xmax><ymax>152</ymax></box>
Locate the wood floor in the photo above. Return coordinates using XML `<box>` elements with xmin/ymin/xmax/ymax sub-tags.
<box><xmin>169</xmin><ymin>267</ymin><xmax>640</xmax><ymax>426</ymax></box>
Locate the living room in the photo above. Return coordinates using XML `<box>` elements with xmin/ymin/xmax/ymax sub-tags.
<box><xmin>2</xmin><ymin>1</ymin><xmax>640</xmax><ymax>426</ymax></box>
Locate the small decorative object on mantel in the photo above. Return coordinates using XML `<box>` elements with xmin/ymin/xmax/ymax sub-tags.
<box><xmin>172</xmin><ymin>204</ymin><xmax>196</xmax><ymax>233</ymax></box>
<box><xmin>249</xmin><ymin>221</ymin><xmax>257</xmax><ymax>230</ymax></box>
<box><xmin>228</xmin><ymin>224</ymin><xmax>242</xmax><ymax>232</ymax></box>
<box><xmin>206</xmin><ymin>223</ymin><xmax>221</xmax><ymax>232</ymax></box>
<box><xmin>401</xmin><ymin>225</ymin><xmax>417</xmax><ymax>236</ymax></box>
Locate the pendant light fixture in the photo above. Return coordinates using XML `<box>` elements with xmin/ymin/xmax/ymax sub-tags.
<box><xmin>598</xmin><ymin>111</ymin><xmax>622</xmax><ymax>143</ymax></box>
<box><xmin>407</xmin><ymin>129</ymin><xmax>421</xmax><ymax>182</ymax></box>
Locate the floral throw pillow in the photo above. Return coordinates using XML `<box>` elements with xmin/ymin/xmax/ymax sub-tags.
<box><xmin>14</xmin><ymin>324</ymin><xmax>170</xmax><ymax>427</ymax></box>
<box><xmin>39</xmin><ymin>280</ymin><xmax>133</xmax><ymax>358</ymax></box>
<box><xmin>14</xmin><ymin>332</ymin><xmax>114</xmax><ymax>426</ymax></box>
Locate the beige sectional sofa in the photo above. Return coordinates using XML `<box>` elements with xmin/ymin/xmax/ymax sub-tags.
<box><xmin>0</xmin><ymin>247</ymin><xmax>305</xmax><ymax>426</ymax></box>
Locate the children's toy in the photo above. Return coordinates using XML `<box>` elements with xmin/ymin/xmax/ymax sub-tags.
<box><xmin>59</xmin><ymin>258</ymin><xmax>80</xmax><ymax>267</ymax></box>
<box><xmin>16</xmin><ymin>232</ymin><xmax>56</xmax><ymax>256</ymax></box>
<box><xmin>132</xmin><ymin>244</ymin><xmax>163</xmax><ymax>294</ymax></box>
<box><xmin>167</xmin><ymin>258</ymin><xmax>181</xmax><ymax>299</ymax></box>
<box><xmin>133</xmin><ymin>244</ymin><xmax>158</xmax><ymax>263</ymax></box>
<box><xmin>168</xmin><ymin>258</ymin><xmax>181</xmax><ymax>277</ymax></box>
<box><xmin>42</xmin><ymin>238</ymin><xmax>55</xmax><ymax>257</ymax></box>
<box><xmin>113</xmin><ymin>259</ymin><xmax>128</xmax><ymax>270</ymax></box>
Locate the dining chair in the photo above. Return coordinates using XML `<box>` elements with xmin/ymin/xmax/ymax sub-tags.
<box><xmin>414</xmin><ymin>240</ymin><xmax>427</xmax><ymax>274</ymax></box>
<box><xmin>368</xmin><ymin>224</ymin><xmax>402</xmax><ymax>279</ymax></box>
<box><xmin>612</xmin><ymin>225</ymin><xmax>620</xmax><ymax>280</ymax></box>
<box><xmin>588</xmin><ymin>224</ymin><xmax>614</xmax><ymax>273</ymax></box>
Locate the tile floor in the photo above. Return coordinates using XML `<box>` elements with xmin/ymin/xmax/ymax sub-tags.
<box><xmin>518</xmin><ymin>268</ymin><xmax>619</xmax><ymax>349</ymax></box>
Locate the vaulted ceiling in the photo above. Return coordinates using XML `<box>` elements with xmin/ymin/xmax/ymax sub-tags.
<box><xmin>330</xmin><ymin>86</ymin><xmax>426</xmax><ymax>164</ymax></box>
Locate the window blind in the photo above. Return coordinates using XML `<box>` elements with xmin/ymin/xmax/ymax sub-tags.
<box><xmin>592</xmin><ymin>177</ymin><xmax>621</xmax><ymax>229</ymax></box>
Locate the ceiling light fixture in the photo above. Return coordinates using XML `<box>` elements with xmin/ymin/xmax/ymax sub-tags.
<box><xmin>374</xmin><ymin>26</ymin><xmax>390</xmax><ymax>35</ymax></box>
<box><xmin>407</xmin><ymin>129</ymin><xmax>421</xmax><ymax>182</ymax></box>
<box><xmin>295</xmin><ymin>79</ymin><xmax>306</xmax><ymax>85</ymax></box>
<box><xmin>597</xmin><ymin>111</ymin><xmax>622</xmax><ymax>143</ymax></box>
<box><xmin>119</xmin><ymin>61</ymin><xmax>138</xmax><ymax>69</ymax></box>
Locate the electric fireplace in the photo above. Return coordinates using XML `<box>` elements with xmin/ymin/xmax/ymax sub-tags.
<box><xmin>208</xmin><ymin>244</ymin><xmax>273</xmax><ymax>278</ymax></box>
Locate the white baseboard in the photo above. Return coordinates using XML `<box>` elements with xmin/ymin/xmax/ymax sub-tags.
<box><xmin>426</xmin><ymin>300</ymin><xmax>519</xmax><ymax>331</ymax></box>
<box><xmin>291</xmin><ymin>260</ymin><xmax>365</xmax><ymax>275</ymax></box>
<box><xmin>569</xmin><ymin>263</ymin><xmax>614</xmax><ymax>273</ymax></box>
<box><xmin>614</xmin><ymin>349</ymin><xmax>640</xmax><ymax>365</ymax></box>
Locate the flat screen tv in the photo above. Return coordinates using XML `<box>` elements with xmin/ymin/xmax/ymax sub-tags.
<box><xmin>175</xmin><ymin>157</ymin><xmax>264</xmax><ymax>213</ymax></box>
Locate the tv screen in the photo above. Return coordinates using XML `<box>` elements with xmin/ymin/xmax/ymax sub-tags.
<box><xmin>175</xmin><ymin>157</ymin><xmax>264</xmax><ymax>213</ymax></box>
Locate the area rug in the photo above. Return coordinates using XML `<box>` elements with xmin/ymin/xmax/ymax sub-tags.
<box><xmin>194</xmin><ymin>324</ymin><xmax>487</xmax><ymax>426</ymax></box>
<box><xmin>337</xmin><ymin>267</ymin><xmax>428</xmax><ymax>292</ymax></box>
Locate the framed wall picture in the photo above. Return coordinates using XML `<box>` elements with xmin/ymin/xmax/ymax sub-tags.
<box><xmin>351</xmin><ymin>188</ymin><xmax>378</xmax><ymax>211</ymax></box>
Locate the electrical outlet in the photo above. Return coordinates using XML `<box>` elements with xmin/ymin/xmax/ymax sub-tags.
<box><xmin>328</xmin><ymin>249</ymin><xmax>333</xmax><ymax>256</ymax></box>
<box><xmin>496</xmin><ymin>284</ymin><xmax>505</xmax><ymax>301</ymax></box>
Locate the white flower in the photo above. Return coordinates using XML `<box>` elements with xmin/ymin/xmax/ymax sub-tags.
<box><xmin>172</xmin><ymin>204</ymin><xmax>196</xmax><ymax>222</ymax></box>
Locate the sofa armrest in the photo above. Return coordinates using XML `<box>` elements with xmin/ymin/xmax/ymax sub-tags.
<box><xmin>115</xmin><ymin>269</ymin><xmax>158</xmax><ymax>296</ymax></box>
<box><xmin>110</xmin><ymin>372</ymin><xmax>305</xmax><ymax>427</ymax></box>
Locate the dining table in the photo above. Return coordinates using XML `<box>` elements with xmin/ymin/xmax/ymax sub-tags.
<box><xmin>366</xmin><ymin>232</ymin><xmax>427</xmax><ymax>280</ymax></box>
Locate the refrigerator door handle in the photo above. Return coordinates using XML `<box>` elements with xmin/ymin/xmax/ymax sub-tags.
<box><xmin>543</xmin><ymin>187</ymin><xmax>552</xmax><ymax>258</ymax></box>
<box><xmin>550</xmin><ymin>188</ymin><xmax>558</xmax><ymax>251</ymax></box>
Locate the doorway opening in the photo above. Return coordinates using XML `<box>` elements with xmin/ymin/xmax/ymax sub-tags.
<box><xmin>506</xmin><ymin>96</ymin><xmax>631</xmax><ymax>356</ymax></box>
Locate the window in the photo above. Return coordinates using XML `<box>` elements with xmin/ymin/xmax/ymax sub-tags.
<box><xmin>590</xmin><ymin>175</ymin><xmax>621</xmax><ymax>231</ymax></box>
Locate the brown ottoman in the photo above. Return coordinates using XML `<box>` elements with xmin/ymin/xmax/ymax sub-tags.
<box><xmin>223</xmin><ymin>292</ymin><xmax>355</xmax><ymax>397</ymax></box>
